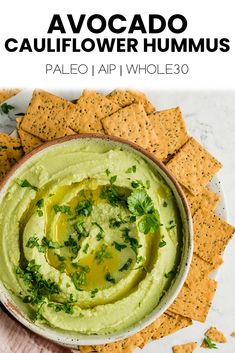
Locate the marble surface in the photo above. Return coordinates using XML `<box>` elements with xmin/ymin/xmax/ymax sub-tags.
<box><xmin>0</xmin><ymin>90</ymin><xmax>235</xmax><ymax>353</ymax></box>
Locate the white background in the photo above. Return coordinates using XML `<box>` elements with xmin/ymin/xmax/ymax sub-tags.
<box><xmin>0</xmin><ymin>0</ymin><xmax>235</xmax><ymax>352</ymax></box>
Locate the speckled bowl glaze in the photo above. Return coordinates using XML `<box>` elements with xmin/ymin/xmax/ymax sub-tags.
<box><xmin>0</xmin><ymin>134</ymin><xmax>193</xmax><ymax>348</ymax></box>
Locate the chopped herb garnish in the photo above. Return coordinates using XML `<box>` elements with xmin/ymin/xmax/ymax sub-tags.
<box><xmin>17</xmin><ymin>179</ymin><xmax>38</xmax><ymax>191</ymax></box>
<box><xmin>112</xmin><ymin>241</ymin><xmax>127</xmax><ymax>251</ymax></box>
<box><xmin>110</xmin><ymin>175</ymin><xmax>117</xmax><ymax>184</ymax></box>
<box><xmin>119</xmin><ymin>258</ymin><xmax>133</xmax><ymax>272</ymax></box>
<box><xmin>26</xmin><ymin>236</ymin><xmax>60</xmax><ymax>253</ymax></box>
<box><xmin>135</xmin><ymin>264</ymin><xmax>148</xmax><ymax>273</ymax></box>
<box><xmin>0</xmin><ymin>103</ymin><xmax>14</xmax><ymax>114</ymax></box>
<box><xmin>53</xmin><ymin>204</ymin><xmax>71</xmax><ymax>214</ymax></box>
<box><xmin>91</xmin><ymin>288</ymin><xmax>99</xmax><ymax>298</ymax></box>
<box><xmin>74</xmin><ymin>221</ymin><xmax>89</xmax><ymax>240</ymax></box>
<box><xmin>159</xmin><ymin>239</ymin><xmax>167</xmax><ymax>248</ymax></box>
<box><xmin>164</xmin><ymin>270</ymin><xmax>176</xmax><ymax>278</ymax></box>
<box><xmin>83</xmin><ymin>243</ymin><xmax>89</xmax><ymax>254</ymax></box>
<box><xmin>138</xmin><ymin>212</ymin><xmax>160</xmax><ymax>234</ymax></box>
<box><xmin>92</xmin><ymin>222</ymin><xmax>104</xmax><ymax>241</ymax></box>
<box><xmin>129</xmin><ymin>215</ymin><xmax>136</xmax><ymax>223</ymax></box>
<box><xmin>131</xmin><ymin>180</ymin><xmax>144</xmax><ymax>189</ymax></box>
<box><xmin>37</xmin><ymin>209</ymin><xmax>43</xmax><ymax>217</ymax></box>
<box><xmin>166</xmin><ymin>224</ymin><xmax>176</xmax><ymax>231</ymax></box>
<box><xmin>95</xmin><ymin>244</ymin><xmax>112</xmax><ymax>264</ymax></box>
<box><xmin>163</xmin><ymin>201</ymin><xmax>168</xmax><ymax>207</ymax></box>
<box><xmin>105</xmin><ymin>169</ymin><xmax>111</xmax><ymax>176</ymax></box>
<box><xmin>146</xmin><ymin>180</ymin><xmax>151</xmax><ymax>189</ymax></box>
<box><xmin>109</xmin><ymin>216</ymin><xmax>126</xmax><ymax>228</ymax></box>
<box><xmin>55</xmin><ymin>253</ymin><xmax>66</xmax><ymax>262</ymax></box>
<box><xmin>203</xmin><ymin>336</ymin><xmax>218</xmax><ymax>349</ymax></box>
<box><xmin>41</xmin><ymin>237</ymin><xmax>60</xmax><ymax>249</ymax></box>
<box><xmin>100</xmin><ymin>185</ymin><xmax>126</xmax><ymax>207</ymax></box>
<box><xmin>125</xmin><ymin>165</ymin><xmax>136</xmax><ymax>173</ymax></box>
<box><xmin>76</xmin><ymin>199</ymin><xmax>93</xmax><ymax>217</ymax></box>
<box><xmin>136</xmin><ymin>256</ymin><xmax>143</xmax><ymax>263</ymax></box>
<box><xmin>48</xmin><ymin>302</ymin><xmax>74</xmax><ymax>314</ymax></box>
<box><xmin>122</xmin><ymin>228</ymin><xmax>141</xmax><ymax>255</ymax></box>
<box><xmin>26</xmin><ymin>236</ymin><xmax>40</xmax><ymax>249</ymax></box>
<box><xmin>64</xmin><ymin>235</ymin><xmax>80</xmax><ymax>255</ymax></box>
<box><xmin>71</xmin><ymin>262</ymin><xmax>90</xmax><ymax>273</ymax></box>
<box><xmin>127</xmin><ymin>189</ymin><xmax>154</xmax><ymax>216</ymax></box>
<box><xmin>71</xmin><ymin>271</ymin><xmax>87</xmax><ymax>290</ymax></box>
<box><xmin>105</xmin><ymin>272</ymin><xmax>116</xmax><ymax>284</ymax></box>
<box><xmin>58</xmin><ymin>263</ymin><xmax>66</xmax><ymax>273</ymax></box>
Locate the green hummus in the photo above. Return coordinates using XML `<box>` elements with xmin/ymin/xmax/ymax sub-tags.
<box><xmin>0</xmin><ymin>139</ymin><xmax>182</xmax><ymax>335</ymax></box>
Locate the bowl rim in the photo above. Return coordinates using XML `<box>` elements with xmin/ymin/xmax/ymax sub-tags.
<box><xmin>0</xmin><ymin>133</ymin><xmax>194</xmax><ymax>347</ymax></box>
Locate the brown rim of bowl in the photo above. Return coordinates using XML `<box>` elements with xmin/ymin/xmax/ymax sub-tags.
<box><xmin>0</xmin><ymin>133</ymin><xmax>193</xmax><ymax>344</ymax></box>
<box><xmin>0</xmin><ymin>133</ymin><xmax>191</xmax><ymax>220</ymax></box>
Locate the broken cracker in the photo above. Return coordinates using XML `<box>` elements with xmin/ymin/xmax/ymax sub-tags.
<box><xmin>0</xmin><ymin>133</ymin><xmax>23</xmax><ymax>165</ymax></box>
<box><xmin>193</xmin><ymin>208</ymin><xmax>234</xmax><ymax>264</ymax></box>
<box><xmin>167</xmin><ymin>137</ymin><xmax>222</xmax><ymax>195</ymax></box>
<box><xmin>0</xmin><ymin>150</ymin><xmax>11</xmax><ymax>181</ymax></box>
<box><xmin>21</xmin><ymin>90</ymin><xmax>75</xmax><ymax>141</ymax></box>
<box><xmin>169</xmin><ymin>277</ymin><xmax>217</xmax><ymax>322</ymax></box>
<box><xmin>204</xmin><ymin>327</ymin><xmax>227</xmax><ymax>343</ymax></box>
<box><xmin>172</xmin><ymin>342</ymin><xmax>197</xmax><ymax>353</ymax></box>
<box><xmin>107</xmin><ymin>89</ymin><xmax>155</xmax><ymax>114</ymax></box>
<box><xmin>102</xmin><ymin>103</ymin><xmax>168</xmax><ymax>161</ymax></box>
<box><xmin>0</xmin><ymin>89</ymin><xmax>20</xmax><ymax>103</ymax></box>
<box><xmin>68</xmin><ymin>90</ymin><xmax>120</xmax><ymax>134</ymax></box>
<box><xmin>148</xmin><ymin>107</ymin><xmax>189</xmax><ymax>158</ymax></box>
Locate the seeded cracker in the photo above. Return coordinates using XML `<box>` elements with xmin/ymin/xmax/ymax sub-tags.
<box><xmin>148</xmin><ymin>107</ymin><xmax>189</xmax><ymax>159</ymax></box>
<box><xmin>16</xmin><ymin>117</ymin><xmax>43</xmax><ymax>154</ymax></box>
<box><xmin>0</xmin><ymin>133</ymin><xmax>23</xmax><ymax>165</ymax></box>
<box><xmin>106</xmin><ymin>89</ymin><xmax>155</xmax><ymax>114</ymax></box>
<box><xmin>172</xmin><ymin>342</ymin><xmax>197</xmax><ymax>353</ymax></box>
<box><xmin>0</xmin><ymin>89</ymin><xmax>20</xmax><ymax>103</ymax></box>
<box><xmin>169</xmin><ymin>277</ymin><xmax>217</xmax><ymax>322</ymax></box>
<box><xmin>68</xmin><ymin>90</ymin><xmax>120</xmax><ymax>134</ymax></box>
<box><xmin>102</xmin><ymin>103</ymin><xmax>168</xmax><ymax>161</ymax></box>
<box><xmin>21</xmin><ymin>90</ymin><xmax>75</xmax><ymax>141</ymax></box>
<box><xmin>0</xmin><ymin>150</ymin><xmax>11</xmax><ymax>181</ymax></box>
<box><xmin>202</xmin><ymin>327</ymin><xmax>227</xmax><ymax>345</ymax></box>
<box><xmin>182</xmin><ymin>186</ymin><xmax>220</xmax><ymax>216</ymax></box>
<box><xmin>193</xmin><ymin>208</ymin><xmax>235</xmax><ymax>264</ymax></box>
<box><xmin>167</xmin><ymin>137</ymin><xmax>222</xmax><ymax>195</ymax></box>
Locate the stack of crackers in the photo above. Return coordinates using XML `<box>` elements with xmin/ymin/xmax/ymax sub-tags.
<box><xmin>0</xmin><ymin>89</ymin><xmax>234</xmax><ymax>353</ymax></box>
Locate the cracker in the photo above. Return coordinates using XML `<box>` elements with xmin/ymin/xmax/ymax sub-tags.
<box><xmin>68</xmin><ymin>90</ymin><xmax>120</xmax><ymax>134</ymax></box>
<box><xmin>0</xmin><ymin>150</ymin><xmax>11</xmax><ymax>181</ymax></box>
<box><xmin>0</xmin><ymin>89</ymin><xmax>20</xmax><ymax>103</ymax></box>
<box><xmin>0</xmin><ymin>133</ymin><xmax>23</xmax><ymax>165</ymax></box>
<box><xmin>172</xmin><ymin>342</ymin><xmax>197</xmax><ymax>353</ymax></box>
<box><xmin>79</xmin><ymin>347</ymin><xmax>96</xmax><ymax>353</ymax></box>
<box><xmin>167</xmin><ymin>137</ymin><xmax>222</xmax><ymax>195</ymax></box>
<box><xmin>204</xmin><ymin>327</ymin><xmax>227</xmax><ymax>343</ymax></box>
<box><xmin>231</xmin><ymin>332</ymin><xmax>235</xmax><ymax>337</ymax></box>
<box><xmin>182</xmin><ymin>186</ymin><xmax>220</xmax><ymax>215</ymax></box>
<box><xmin>102</xmin><ymin>103</ymin><xmax>168</xmax><ymax>161</ymax></box>
<box><xmin>16</xmin><ymin>117</ymin><xmax>43</xmax><ymax>154</ymax></box>
<box><xmin>92</xmin><ymin>332</ymin><xmax>144</xmax><ymax>353</ymax></box>
<box><xmin>21</xmin><ymin>90</ymin><xmax>75</xmax><ymax>141</ymax></box>
<box><xmin>186</xmin><ymin>253</ymin><xmax>222</xmax><ymax>289</ymax></box>
<box><xmin>148</xmin><ymin>107</ymin><xmax>189</xmax><ymax>158</ymax></box>
<box><xmin>193</xmin><ymin>208</ymin><xmax>235</xmax><ymax>263</ymax></box>
<box><xmin>107</xmin><ymin>89</ymin><xmax>155</xmax><ymax>114</ymax></box>
<box><xmin>169</xmin><ymin>277</ymin><xmax>217</xmax><ymax>322</ymax></box>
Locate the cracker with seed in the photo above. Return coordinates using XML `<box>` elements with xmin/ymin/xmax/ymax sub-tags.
<box><xmin>92</xmin><ymin>332</ymin><xmax>144</xmax><ymax>353</ymax></box>
<box><xmin>203</xmin><ymin>327</ymin><xmax>227</xmax><ymax>344</ymax></box>
<box><xmin>182</xmin><ymin>186</ymin><xmax>220</xmax><ymax>215</ymax></box>
<box><xmin>169</xmin><ymin>277</ymin><xmax>217</xmax><ymax>322</ymax></box>
<box><xmin>0</xmin><ymin>150</ymin><xmax>11</xmax><ymax>181</ymax></box>
<box><xmin>16</xmin><ymin>117</ymin><xmax>43</xmax><ymax>154</ymax></box>
<box><xmin>167</xmin><ymin>137</ymin><xmax>222</xmax><ymax>195</ymax></box>
<box><xmin>193</xmin><ymin>208</ymin><xmax>235</xmax><ymax>263</ymax></box>
<box><xmin>148</xmin><ymin>107</ymin><xmax>189</xmax><ymax>158</ymax></box>
<box><xmin>107</xmin><ymin>89</ymin><xmax>155</xmax><ymax>114</ymax></box>
<box><xmin>102</xmin><ymin>103</ymin><xmax>168</xmax><ymax>161</ymax></box>
<box><xmin>21</xmin><ymin>90</ymin><xmax>75</xmax><ymax>141</ymax></box>
<box><xmin>186</xmin><ymin>253</ymin><xmax>222</xmax><ymax>289</ymax></box>
<box><xmin>172</xmin><ymin>342</ymin><xmax>197</xmax><ymax>353</ymax></box>
<box><xmin>68</xmin><ymin>90</ymin><xmax>120</xmax><ymax>134</ymax></box>
<box><xmin>0</xmin><ymin>89</ymin><xmax>20</xmax><ymax>103</ymax></box>
<box><xmin>0</xmin><ymin>133</ymin><xmax>23</xmax><ymax>165</ymax></box>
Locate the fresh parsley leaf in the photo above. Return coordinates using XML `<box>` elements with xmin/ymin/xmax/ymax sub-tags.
<box><xmin>26</xmin><ymin>236</ymin><xmax>40</xmax><ymax>249</ymax></box>
<box><xmin>76</xmin><ymin>199</ymin><xmax>93</xmax><ymax>217</ymax></box>
<box><xmin>105</xmin><ymin>272</ymin><xmax>116</xmax><ymax>284</ymax></box>
<box><xmin>95</xmin><ymin>244</ymin><xmax>112</xmax><ymax>264</ymax></box>
<box><xmin>125</xmin><ymin>165</ymin><xmax>136</xmax><ymax>173</ymax></box>
<box><xmin>100</xmin><ymin>185</ymin><xmax>126</xmax><ymax>207</ymax></box>
<box><xmin>122</xmin><ymin>228</ymin><xmax>141</xmax><ymax>255</ymax></box>
<box><xmin>127</xmin><ymin>190</ymin><xmax>154</xmax><ymax>216</ymax></box>
<box><xmin>71</xmin><ymin>262</ymin><xmax>90</xmax><ymax>273</ymax></box>
<box><xmin>163</xmin><ymin>201</ymin><xmax>168</xmax><ymax>207</ymax></box>
<box><xmin>164</xmin><ymin>270</ymin><xmax>176</xmax><ymax>279</ymax></box>
<box><xmin>83</xmin><ymin>243</ymin><xmax>89</xmax><ymax>254</ymax></box>
<box><xmin>17</xmin><ymin>179</ymin><xmax>38</xmax><ymax>191</ymax></box>
<box><xmin>112</xmin><ymin>241</ymin><xmax>127</xmax><ymax>251</ymax></box>
<box><xmin>55</xmin><ymin>253</ymin><xmax>66</xmax><ymax>262</ymax></box>
<box><xmin>48</xmin><ymin>302</ymin><xmax>74</xmax><ymax>314</ymax></box>
<box><xmin>0</xmin><ymin>103</ymin><xmax>14</xmax><ymax>114</ymax></box>
<box><xmin>110</xmin><ymin>175</ymin><xmax>117</xmax><ymax>184</ymax></box>
<box><xmin>203</xmin><ymin>336</ymin><xmax>218</xmax><ymax>349</ymax></box>
<box><xmin>136</xmin><ymin>256</ymin><xmax>143</xmax><ymax>263</ymax></box>
<box><xmin>105</xmin><ymin>169</ymin><xmax>111</xmax><ymax>176</ymax></box>
<box><xmin>92</xmin><ymin>222</ymin><xmax>104</xmax><ymax>241</ymax></box>
<box><xmin>53</xmin><ymin>204</ymin><xmax>71</xmax><ymax>214</ymax></box>
<box><xmin>41</xmin><ymin>237</ymin><xmax>60</xmax><ymax>249</ymax></box>
<box><xmin>119</xmin><ymin>258</ymin><xmax>133</xmax><ymax>272</ymax></box>
<box><xmin>109</xmin><ymin>216</ymin><xmax>126</xmax><ymax>228</ymax></box>
<box><xmin>131</xmin><ymin>180</ymin><xmax>144</xmax><ymax>189</ymax></box>
<box><xmin>71</xmin><ymin>271</ymin><xmax>87</xmax><ymax>290</ymax></box>
<box><xmin>138</xmin><ymin>212</ymin><xmax>160</xmax><ymax>234</ymax></box>
<box><xmin>91</xmin><ymin>288</ymin><xmax>99</xmax><ymax>298</ymax></box>
<box><xmin>159</xmin><ymin>239</ymin><xmax>167</xmax><ymax>248</ymax></box>
<box><xmin>74</xmin><ymin>221</ymin><xmax>89</xmax><ymax>240</ymax></box>
<box><xmin>64</xmin><ymin>235</ymin><xmax>81</xmax><ymax>255</ymax></box>
<box><xmin>129</xmin><ymin>215</ymin><xmax>136</xmax><ymax>223</ymax></box>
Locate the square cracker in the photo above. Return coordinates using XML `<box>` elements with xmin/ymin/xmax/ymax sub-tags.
<box><xmin>186</xmin><ymin>253</ymin><xmax>222</xmax><ymax>289</ymax></box>
<box><xmin>0</xmin><ymin>89</ymin><xmax>20</xmax><ymax>103</ymax></box>
<box><xmin>182</xmin><ymin>186</ymin><xmax>220</xmax><ymax>216</ymax></box>
<box><xmin>21</xmin><ymin>90</ymin><xmax>75</xmax><ymax>141</ymax></box>
<box><xmin>167</xmin><ymin>137</ymin><xmax>222</xmax><ymax>195</ymax></box>
<box><xmin>16</xmin><ymin>117</ymin><xmax>43</xmax><ymax>154</ymax></box>
<box><xmin>102</xmin><ymin>103</ymin><xmax>168</xmax><ymax>161</ymax></box>
<box><xmin>107</xmin><ymin>89</ymin><xmax>155</xmax><ymax>114</ymax></box>
<box><xmin>172</xmin><ymin>342</ymin><xmax>197</xmax><ymax>353</ymax></box>
<box><xmin>0</xmin><ymin>133</ymin><xmax>23</xmax><ymax>165</ymax></box>
<box><xmin>148</xmin><ymin>107</ymin><xmax>189</xmax><ymax>158</ymax></box>
<box><xmin>0</xmin><ymin>150</ymin><xmax>11</xmax><ymax>180</ymax></box>
<box><xmin>193</xmin><ymin>208</ymin><xmax>234</xmax><ymax>263</ymax></box>
<box><xmin>169</xmin><ymin>277</ymin><xmax>217</xmax><ymax>322</ymax></box>
<box><xmin>68</xmin><ymin>90</ymin><xmax>120</xmax><ymax>134</ymax></box>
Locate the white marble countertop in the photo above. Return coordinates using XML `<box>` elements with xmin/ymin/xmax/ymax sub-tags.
<box><xmin>0</xmin><ymin>90</ymin><xmax>234</xmax><ymax>353</ymax></box>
